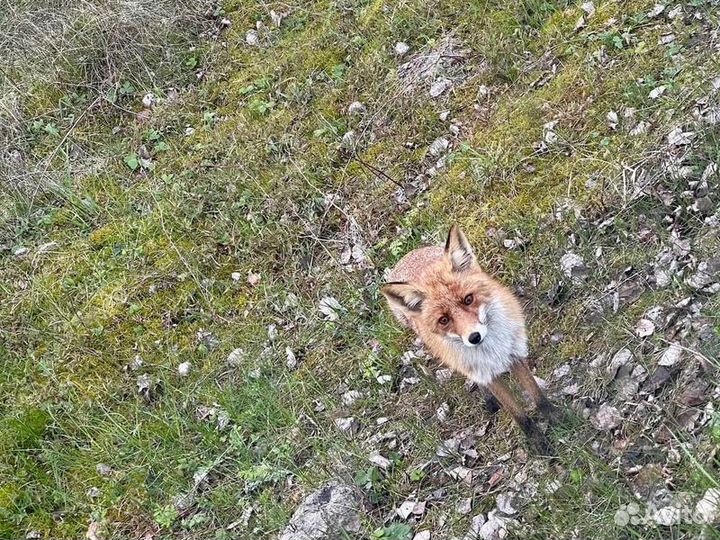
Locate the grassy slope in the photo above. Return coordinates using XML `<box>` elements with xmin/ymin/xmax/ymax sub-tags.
<box><xmin>1</xmin><ymin>0</ymin><xmax>719</xmax><ymax>538</ymax></box>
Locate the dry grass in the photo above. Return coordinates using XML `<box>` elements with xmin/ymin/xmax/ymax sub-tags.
<box><xmin>0</xmin><ymin>0</ymin><xmax>210</xmax><ymax>212</ymax></box>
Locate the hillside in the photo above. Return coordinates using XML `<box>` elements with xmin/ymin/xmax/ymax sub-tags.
<box><xmin>1</xmin><ymin>0</ymin><xmax>719</xmax><ymax>538</ymax></box>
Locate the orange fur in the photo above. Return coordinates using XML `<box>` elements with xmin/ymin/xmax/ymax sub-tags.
<box><xmin>382</xmin><ymin>225</ymin><xmax>555</xmax><ymax>453</ymax></box>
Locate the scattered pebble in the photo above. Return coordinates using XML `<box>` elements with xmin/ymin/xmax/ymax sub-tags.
<box><xmin>246</xmin><ymin>29</ymin><xmax>259</xmax><ymax>46</ymax></box>
<box><xmin>635</xmin><ymin>319</ymin><xmax>655</xmax><ymax>338</ymax></box>
<box><xmin>129</xmin><ymin>354</ymin><xmax>143</xmax><ymax>371</ymax></box>
<box><xmin>429</xmin><ymin>137</ymin><xmax>450</xmax><ymax>156</ymax></box>
<box><xmin>270</xmin><ymin>10</ymin><xmax>284</xmax><ymax>27</ymax></box>
<box><xmin>479</xmin><ymin>510</ymin><xmax>518</xmax><ymax>540</ymax></box>
<box><xmin>247</xmin><ymin>271</ymin><xmax>261</xmax><ymax>286</ymax></box>
<box><xmin>581</xmin><ymin>1</ymin><xmax>595</xmax><ymax>16</ymax></box>
<box><xmin>347</xmin><ymin>101</ymin><xmax>366</xmax><ymax>115</ymax></box>
<box><xmin>342</xmin><ymin>130</ymin><xmax>356</xmax><ymax>149</ymax></box>
<box><xmin>630</xmin><ymin>121</ymin><xmax>650</xmax><ymax>136</ymax></box>
<box><xmin>226</xmin><ymin>348</ymin><xmax>244</xmax><ymax>366</ymax></box>
<box><xmin>142</xmin><ymin>93</ymin><xmax>155</xmax><ymax>108</ymax></box>
<box><xmin>334</xmin><ymin>416</ymin><xmax>359</xmax><ymax>434</ymax></box>
<box><xmin>177</xmin><ymin>361</ymin><xmax>192</xmax><ymax>376</ymax></box>
<box><xmin>96</xmin><ymin>463</ymin><xmax>112</xmax><ymax>476</ymax></box>
<box><xmin>667</xmin><ymin>127</ymin><xmax>694</xmax><ymax>146</ymax></box>
<box><xmin>659</xmin><ymin>343</ymin><xmax>683</xmax><ymax>367</ymax></box>
<box><xmin>647</xmin><ymin>4</ymin><xmax>665</xmax><ymax>17</ymax></box>
<box><xmin>648</xmin><ymin>85</ymin><xmax>666</xmax><ymax>99</ymax></box>
<box><xmin>456</xmin><ymin>497</ymin><xmax>472</xmax><ymax>515</ymax></box>
<box><xmin>695</xmin><ymin>488</ymin><xmax>720</xmax><ymax>524</ymax></box>
<box><xmin>430</xmin><ymin>77</ymin><xmax>453</xmax><ymax>98</ymax></box>
<box><xmin>686</xmin><ymin>258</ymin><xmax>720</xmax><ymax>289</ymax></box>
<box><xmin>397</xmin><ymin>499</ymin><xmax>425</xmax><ymax>519</ymax></box>
<box><xmin>369</xmin><ymin>454</ymin><xmax>391</xmax><ymax>469</ymax></box>
<box><xmin>341</xmin><ymin>390</ymin><xmax>362</xmax><ymax>406</ymax></box>
<box><xmin>592</xmin><ymin>403</ymin><xmax>622</xmax><ymax>430</ymax></box>
<box><xmin>394</xmin><ymin>41</ymin><xmax>410</xmax><ymax>55</ymax></box>
<box><xmin>286</xmin><ymin>347</ymin><xmax>298</xmax><ymax>370</ymax></box>
<box><xmin>667</xmin><ymin>5</ymin><xmax>682</xmax><ymax>18</ymax></box>
<box><xmin>319</xmin><ymin>296</ymin><xmax>344</xmax><ymax>321</ymax></box>
<box><xmin>560</xmin><ymin>252</ymin><xmax>587</xmax><ymax>281</ymax></box>
<box><xmin>496</xmin><ymin>492</ymin><xmax>517</xmax><ymax>515</ymax></box>
<box><xmin>607</xmin><ymin>110</ymin><xmax>618</xmax><ymax>129</ymax></box>
<box><xmin>436</xmin><ymin>402</ymin><xmax>450</xmax><ymax>423</ymax></box>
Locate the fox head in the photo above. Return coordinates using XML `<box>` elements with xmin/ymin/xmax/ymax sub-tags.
<box><xmin>382</xmin><ymin>225</ymin><xmax>500</xmax><ymax>348</ymax></box>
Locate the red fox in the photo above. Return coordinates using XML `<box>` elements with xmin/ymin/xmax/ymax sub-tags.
<box><xmin>381</xmin><ymin>225</ymin><xmax>556</xmax><ymax>453</ymax></box>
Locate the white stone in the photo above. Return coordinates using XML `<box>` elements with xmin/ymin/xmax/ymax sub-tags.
<box><xmin>246</xmin><ymin>30</ymin><xmax>259</xmax><ymax>46</ymax></box>
<box><xmin>430</xmin><ymin>77</ymin><xmax>453</xmax><ymax>98</ymax></box>
<box><xmin>226</xmin><ymin>348</ymin><xmax>244</xmax><ymax>366</ymax></box>
<box><xmin>177</xmin><ymin>362</ymin><xmax>191</xmax><ymax>376</ymax></box>
<box><xmin>581</xmin><ymin>1</ymin><xmax>595</xmax><ymax>16</ymax></box>
<box><xmin>394</xmin><ymin>41</ymin><xmax>410</xmax><ymax>55</ymax></box>
<box><xmin>659</xmin><ymin>343</ymin><xmax>682</xmax><ymax>366</ymax></box>
<box><xmin>347</xmin><ymin>101</ymin><xmax>366</xmax><ymax>115</ymax></box>
<box><xmin>649</xmin><ymin>85</ymin><xmax>666</xmax><ymax>99</ymax></box>
<box><xmin>496</xmin><ymin>492</ymin><xmax>517</xmax><ymax>515</ymax></box>
<box><xmin>694</xmin><ymin>488</ymin><xmax>720</xmax><ymax>524</ymax></box>
<box><xmin>592</xmin><ymin>403</ymin><xmax>622</xmax><ymax>430</ymax></box>
<box><xmin>647</xmin><ymin>4</ymin><xmax>665</xmax><ymax>17</ymax></box>
<box><xmin>635</xmin><ymin>319</ymin><xmax>655</xmax><ymax>338</ymax></box>
<box><xmin>369</xmin><ymin>454</ymin><xmax>391</xmax><ymax>469</ymax></box>
<box><xmin>429</xmin><ymin>137</ymin><xmax>450</xmax><ymax>156</ymax></box>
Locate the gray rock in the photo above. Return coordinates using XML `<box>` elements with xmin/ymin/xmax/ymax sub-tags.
<box><xmin>591</xmin><ymin>403</ymin><xmax>622</xmax><ymax>430</ymax></box>
<box><xmin>686</xmin><ymin>258</ymin><xmax>720</xmax><ymax>289</ymax></box>
<box><xmin>279</xmin><ymin>482</ymin><xmax>361</xmax><ymax>540</ymax></box>
<box><xmin>560</xmin><ymin>252</ymin><xmax>587</xmax><ymax>282</ymax></box>
<box><xmin>695</xmin><ymin>488</ymin><xmax>720</xmax><ymax>524</ymax></box>
<box><xmin>395</xmin><ymin>41</ymin><xmax>410</xmax><ymax>55</ymax></box>
<box><xmin>693</xmin><ymin>196</ymin><xmax>714</xmax><ymax>214</ymax></box>
<box><xmin>430</xmin><ymin>77</ymin><xmax>453</xmax><ymax>97</ymax></box>
<box><xmin>479</xmin><ymin>510</ymin><xmax>518</xmax><ymax>540</ymax></box>
<box><xmin>96</xmin><ymin>463</ymin><xmax>112</xmax><ymax>476</ymax></box>
<box><xmin>246</xmin><ymin>29</ymin><xmax>259</xmax><ymax>46</ymax></box>
<box><xmin>36</xmin><ymin>241</ymin><xmax>58</xmax><ymax>254</ymax></box>
<box><xmin>429</xmin><ymin>137</ymin><xmax>450</xmax><ymax>157</ymax></box>
<box><xmin>659</xmin><ymin>343</ymin><xmax>682</xmax><ymax>366</ymax></box>
<box><xmin>347</xmin><ymin>101</ymin><xmax>366</xmax><ymax>115</ymax></box>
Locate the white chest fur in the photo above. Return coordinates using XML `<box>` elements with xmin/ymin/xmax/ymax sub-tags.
<box><xmin>450</xmin><ymin>298</ymin><xmax>528</xmax><ymax>385</ymax></box>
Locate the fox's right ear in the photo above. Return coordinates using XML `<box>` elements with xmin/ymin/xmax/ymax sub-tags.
<box><xmin>445</xmin><ymin>224</ymin><xmax>476</xmax><ymax>272</ymax></box>
<box><xmin>381</xmin><ymin>282</ymin><xmax>425</xmax><ymax>314</ymax></box>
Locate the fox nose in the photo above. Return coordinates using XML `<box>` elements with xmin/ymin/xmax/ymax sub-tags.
<box><xmin>468</xmin><ymin>332</ymin><xmax>482</xmax><ymax>345</ymax></box>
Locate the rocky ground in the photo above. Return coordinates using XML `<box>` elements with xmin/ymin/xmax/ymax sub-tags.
<box><xmin>1</xmin><ymin>0</ymin><xmax>719</xmax><ymax>539</ymax></box>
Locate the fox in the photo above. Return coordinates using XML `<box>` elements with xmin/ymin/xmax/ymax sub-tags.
<box><xmin>381</xmin><ymin>225</ymin><xmax>557</xmax><ymax>453</ymax></box>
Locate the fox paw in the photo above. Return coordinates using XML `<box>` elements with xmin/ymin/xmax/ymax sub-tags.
<box><xmin>527</xmin><ymin>430</ymin><xmax>555</xmax><ymax>456</ymax></box>
<box><xmin>520</xmin><ymin>421</ymin><xmax>555</xmax><ymax>456</ymax></box>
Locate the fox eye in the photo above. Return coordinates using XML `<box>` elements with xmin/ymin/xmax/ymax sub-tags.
<box><xmin>438</xmin><ymin>315</ymin><xmax>450</xmax><ymax>326</ymax></box>
<box><xmin>463</xmin><ymin>294</ymin><xmax>474</xmax><ymax>305</ymax></box>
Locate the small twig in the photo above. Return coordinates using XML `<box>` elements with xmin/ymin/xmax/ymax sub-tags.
<box><xmin>354</xmin><ymin>156</ymin><xmax>404</xmax><ymax>189</ymax></box>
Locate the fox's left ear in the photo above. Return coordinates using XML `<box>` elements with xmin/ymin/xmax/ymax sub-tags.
<box><xmin>445</xmin><ymin>224</ymin><xmax>476</xmax><ymax>272</ymax></box>
<box><xmin>381</xmin><ymin>282</ymin><xmax>425</xmax><ymax>314</ymax></box>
